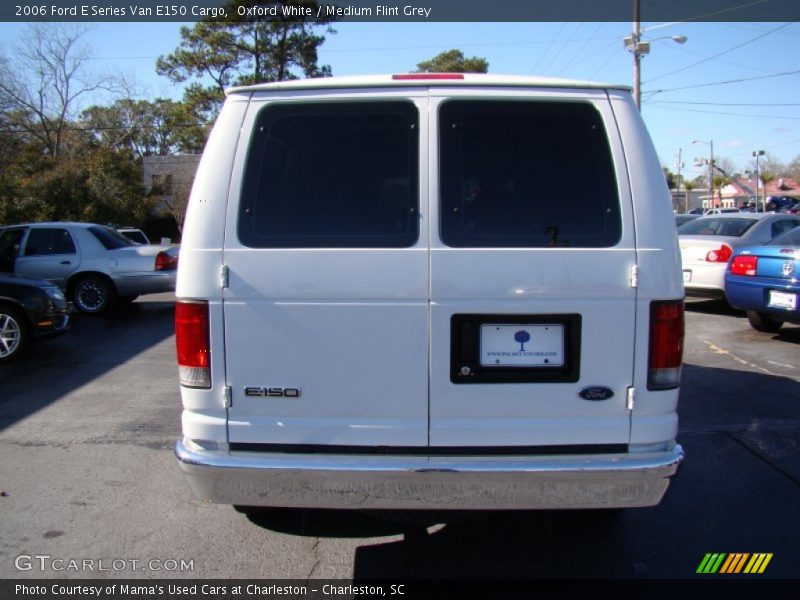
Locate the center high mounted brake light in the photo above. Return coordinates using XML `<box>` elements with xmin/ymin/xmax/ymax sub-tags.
<box><xmin>392</xmin><ymin>73</ymin><xmax>465</xmax><ymax>80</ymax></box>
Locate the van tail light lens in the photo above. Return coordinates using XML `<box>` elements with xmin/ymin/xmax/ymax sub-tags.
<box><xmin>706</xmin><ymin>244</ymin><xmax>732</xmax><ymax>263</ymax></box>
<box><xmin>730</xmin><ymin>255</ymin><xmax>758</xmax><ymax>276</ymax></box>
<box><xmin>176</xmin><ymin>301</ymin><xmax>211</xmax><ymax>388</ymax></box>
<box><xmin>648</xmin><ymin>300</ymin><xmax>684</xmax><ymax>390</ymax></box>
<box><xmin>155</xmin><ymin>251</ymin><xmax>178</xmax><ymax>271</ymax></box>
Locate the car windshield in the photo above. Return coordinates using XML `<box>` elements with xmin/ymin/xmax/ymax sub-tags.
<box><xmin>677</xmin><ymin>217</ymin><xmax>757</xmax><ymax>237</ymax></box>
<box><xmin>766</xmin><ymin>226</ymin><xmax>800</xmax><ymax>248</ymax></box>
<box><xmin>89</xmin><ymin>225</ymin><xmax>134</xmax><ymax>249</ymax></box>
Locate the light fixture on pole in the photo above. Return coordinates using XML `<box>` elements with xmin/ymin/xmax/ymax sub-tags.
<box><xmin>752</xmin><ymin>150</ymin><xmax>765</xmax><ymax>212</ymax></box>
<box><xmin>624</xmin><ymin>1</ymin><xmax>687</xmax><ymax>110</ymax></box>
<box><xmin>692</xmin><ymin>139</ymin><xmax>714</xmax><ymax>208</ymax></box>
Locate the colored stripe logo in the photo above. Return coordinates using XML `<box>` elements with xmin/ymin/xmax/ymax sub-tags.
<box><xmin>697</xmin><ymin>553</ymin><xmax>773</xmax><ymax>574</ymax></box>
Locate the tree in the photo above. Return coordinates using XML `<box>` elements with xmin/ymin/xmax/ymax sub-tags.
<box><xmin>786</xmin><ymin>154</ymin><xmax>800</xmax><ymax>181</ymax></box>
<box><xmin>157</xmin><ymin>0</ymin><xmax>334</xmax><ymax>124</ymax></box>
<box><xmin>514</xmin><ymin>330</ymin><xmax>530</xmax><ymax>351</ymax></box>
<box><xmin>82</xmin><ymin>98</ymin><xmax>206</xmax><ymax>157</ymax></box>
<box><xmin>0</xmin><ymin>24</ymin><xmax>120</xmax><ymax>159</ymax></box>
<box><xmin>415</xmin><ymin>49</ymin><xmax>489</xmax><ymax>73</ymax></box>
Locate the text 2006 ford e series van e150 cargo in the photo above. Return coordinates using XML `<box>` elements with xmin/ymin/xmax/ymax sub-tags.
<box><xmin>174</xmin><ymin>74</ymin><xmax>685</xmax><ymax>511</ymax></box>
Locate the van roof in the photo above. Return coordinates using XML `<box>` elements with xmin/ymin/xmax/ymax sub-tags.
<box><xmin>226</xmin><ymin>73</ymin><xmax>631</xmax><ymax>96</ymax></box>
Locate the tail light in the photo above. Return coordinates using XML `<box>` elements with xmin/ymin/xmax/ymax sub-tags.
<box><xmin>155</xmin><ymin>251</ymin><xmax>178</xmax><ymax>271</ymax></box>
<box><xmin>648</xmin><ymin>300</ymin><xmax>684</xmax><ymax>390</ymax></box>
<box><xmin>730</xmin><ymin>255</ymin><xmax>758</xmax><ymax>276</ymax></box>
<box><xmin>176</xmin><ymin>301</ymin><xmax>210</xmax><ymax>388</ymax></box>
<box><xmin>706</xmin><ymin>244</ymin><xmax>732</xmax><ymax>263</ymax></box>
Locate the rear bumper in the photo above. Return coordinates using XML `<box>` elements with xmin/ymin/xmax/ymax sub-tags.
<box><xmin>725</xmin><ymin>276</ymin><xmax>800</xmax><ymax>323</ymax></box>
<box><xmin>175</xmin><ymin>440</ymin><xmax>684</xmax><ymax>510</ymax></box>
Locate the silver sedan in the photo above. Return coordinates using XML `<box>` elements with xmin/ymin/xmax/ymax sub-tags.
<box><xmin>0</xmin><ymin>222</ymin><xmax>177</xmax><ymax>314</ymax></box>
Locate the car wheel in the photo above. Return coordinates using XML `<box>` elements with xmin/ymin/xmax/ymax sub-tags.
<box><xmin>73</xmin><ymin>276</ymin><xmax>115</xmax><ymax>314</ymax></box>
<box><xmin>747</xmin><ymin>310</ymin><xmax>783</xmax><ymax>333</ymax></box>
<box><xmin>0</xmin><ymin>305</ymin><xmax>27</xmax><ymax>362</ymax></box>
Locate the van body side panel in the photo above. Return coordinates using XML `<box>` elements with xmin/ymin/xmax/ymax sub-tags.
<box><xmin>178</xmin><ymin>97</ymin><xmax>249</xmax><ymax>447</ymax></box>
<box><xmin>607</xmin><ymin>91</ymin><xmax>682</xmax><ymax>446</ymax></box>
<box><xmin>222</xmin><ymin>90</ymin><xmax>430</xmax><ymax>447</ymax></box>
<box><xmin>428</xmin><ymin>88</ymin><xmax>636</xmax><ymax>447</ymax></box>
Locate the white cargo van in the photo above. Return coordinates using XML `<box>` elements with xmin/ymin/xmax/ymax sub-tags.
<box><xmin>175</xmin><ymin>74</ymin><xmax>684</xmax><ymax>511</ymax></box>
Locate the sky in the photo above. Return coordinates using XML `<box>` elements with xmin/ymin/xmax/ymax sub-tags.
<box><xmin>1</xmin><ymin>19</ymin><xmax>799</xmax><ymax>183</ymax></box>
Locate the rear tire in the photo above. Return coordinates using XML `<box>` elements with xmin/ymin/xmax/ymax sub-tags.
<box><xmin>72</xmin><ymin>275</ymin><xmax>115</xmax><ymax>314</ymax></box>
<box><xmin>747</xmin><ymin>310</ymin><xmax>783</xmax><ymax>333</ymax></box>
<box><xmin>0</xmin><ymin>305</ymin><xmax>28</xmax><ymax>362</ymax></box>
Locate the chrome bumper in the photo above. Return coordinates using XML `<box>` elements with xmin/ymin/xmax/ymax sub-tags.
<box><xmin>175</xmin><ymin>440</ymin><xmax>684</xmax><ymax>510</ymax></box>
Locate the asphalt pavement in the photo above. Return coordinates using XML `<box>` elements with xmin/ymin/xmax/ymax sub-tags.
<box><xmin>0</xmin><ymin>295</ymin><xmax>797</xmax><ymax>581</ymax></box>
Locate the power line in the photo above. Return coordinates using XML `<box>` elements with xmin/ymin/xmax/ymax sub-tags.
<box><xmin>644</xmin><ymin>21</ymin><xmax>795</xmax><ymax>84</ymax></box>
<box><xmin>651</xmin><ymin>101</ymin><xmax>800</xmax><ymax>107</ymax></box>
<box><xmin>642</xmin><ymin>68</ymin><xmax>800</xmax><ymax>97</ymax></box>
<box><xmin>645</xmin><ymin>103</ymin><xmax>800</xmax><ymax>121</ymax></box>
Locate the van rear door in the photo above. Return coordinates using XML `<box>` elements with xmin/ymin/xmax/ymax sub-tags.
<box><xmin>223</xmin><ymin>92</ymin><xmax>430</xmax><ymax>447</ymax></box>
<box><xmin>428</xmin><ymin>90</ymin><xmax>636</xmax><ymax>448</ymax></box>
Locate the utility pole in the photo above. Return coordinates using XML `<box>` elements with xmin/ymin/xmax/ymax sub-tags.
<box><xmin>676</xmin><ymin>148</ymin><xmax>685</xmax><ymax>212</ymax></box>
<box><xmin>633</xmin><ymin>0</ymin><xmax>641</xmax><ymax>110</ymax></box>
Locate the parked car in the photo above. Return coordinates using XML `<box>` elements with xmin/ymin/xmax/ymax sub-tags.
<box><xmin>0</xmin><ymin>222</ymin><xmax>178</xmax><ymax>314</ymax></box>
<box><xmin>0</xmin><ymin>273</ymin><xmax>70</xmax><ymax>362</ymax></box>
<box><xmin>175</xmin><ymin>73</ymin><xmax>685</xmax><ymax>514</ymax></box>
<box><xmin>782</xmin><ymin>201</ymin><xmax>800</xmax><ymax>214</ymax></box>
<box><xmin>764</xmin><ymin>196</ymin><xmax>797</xmax><ymax>213</ymax></box>
<box><xmin>675</xmin><ymin>214</ymin><xmax>700</xmax><ymax>227</ymax></box>
<box><xmin>678</xmin><ymin>213</ymin><xmax>800</xmax><ymax>298</ymax></box>
<box><xmin>117</xmin><ymin>227</ymin><xmax>150</xmax><ymax>245</ymax></box>
<box><xmin>703</xmin><ymin>207</ymin><xmax>739</xmax><ymax>215</ymax></box>
<box><xmin>725</xmin><ymin>226</ymin><xmax>800</xmax><ymax>332</ymax></box>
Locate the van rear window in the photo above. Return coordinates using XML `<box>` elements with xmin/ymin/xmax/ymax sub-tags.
<box><xmin>439</xmin><ymin>101</ymin><xmax>621</xmax><ymax>248</ymax></box>
<box><xmin>238</xmin><ymin>102</ymin><xmax>419</xmax><ymax>248</ymax></box>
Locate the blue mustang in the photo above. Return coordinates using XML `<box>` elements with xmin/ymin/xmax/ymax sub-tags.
<box><xmin>725</xmin><ymin>226</ymin><xmax>800</xmax><ymax>332</ymax></box>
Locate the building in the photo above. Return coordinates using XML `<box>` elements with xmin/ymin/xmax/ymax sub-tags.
<box><xmin>142</xmin><ymin>155</ymin><xmax>201</xmax><ymax>228</ymax></box>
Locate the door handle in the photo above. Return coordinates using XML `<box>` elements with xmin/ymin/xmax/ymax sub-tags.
<box><xmin>60</xmin><ymin>260</ymin><xmax>71</xmax><ymax>265</ymax></box>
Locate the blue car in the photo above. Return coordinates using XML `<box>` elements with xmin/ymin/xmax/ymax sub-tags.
<box><xmin>725</xmin><ymin>226</ymin><xmax>800</xmax><ymax>332</ymax></box>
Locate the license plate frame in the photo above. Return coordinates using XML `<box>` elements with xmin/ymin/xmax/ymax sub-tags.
<box><xmin>767</xmin><ymin>290</ymin><xmax>797</xmax><ymax>310</ymax></box>
<box><xmin>451</xmin><ymin>314</ymin><xmax>581</xmax><ymax>384</ymax></box>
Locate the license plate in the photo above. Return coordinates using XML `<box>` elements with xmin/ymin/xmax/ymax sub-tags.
<box><xmin>480</xmin><ymin>324</ymin><xmax>564</xmax><ymax>367</ymax></box>
<box><xmin>768</xmin><ymin>290</ymin><xmax>797</xmax><ymax>310</ymax></box>
<box><xmin>683</xmin><ymin>270</ymin><xmax>692</xmax><ymax>283</ymax></box>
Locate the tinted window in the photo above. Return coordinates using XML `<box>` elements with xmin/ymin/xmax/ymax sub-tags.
<box><xmin>439</xmin><ymin>101</ymin><xmax>621</xmax><ymax>248</ymax></box>
<box><xmin>89</xmin><ymin>226</ymin><xmax>133</xmax><ymax>250</ymax></box>
<box><xmin>770</xmin><ymin>219</ymin><xmax>800</xmax><ymax>239</ymax></box>
<box><xmin>23</xmin><ymin>228</ymin><xmax>76</xmax><ymax>256</ymax></box>
<box><xmin>239</xmin><ymin>102</ymin><xmax>419</xmax><ymax>248</ymax></box>
<box><xmin>0</xmin><ymin>228</ymin><xmax>26</xmax><ymax>272</ymax></box>
<box><xmin>767</xmin><ymin>225</ymin><xmax>800</xmax><ymax>247</ymax></box>
<box><xmin>677</xmin><ymin>218</ymin><xmax>757</xmax><ymax>237</ymax></box>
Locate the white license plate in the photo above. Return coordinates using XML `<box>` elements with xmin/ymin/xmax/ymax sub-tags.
<box><xmin>480</xmin><ymin>324</ymin><xmax>564</xmax><ymax>367</ymax></box>
<box><xmin>683</xmin><ymin>270</ymin><xmax>692</xmax><ymax>283</ymax></box>
<box><xmin>768</xmin><ymin>290</ymin><xmax>797</xmax><ymax>310</ymax></box>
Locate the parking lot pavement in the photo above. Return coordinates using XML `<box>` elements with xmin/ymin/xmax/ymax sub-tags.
<box><xmin>0</xmin><ymin>295</ymin><xmax>798</xmax><ymax>580</ymax></box>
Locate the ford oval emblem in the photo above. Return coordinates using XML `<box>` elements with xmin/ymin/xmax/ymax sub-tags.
<box><xmin>579</xmin><ymin>387</ymin><xmax>615</xmax><ymax>401</ymax></box>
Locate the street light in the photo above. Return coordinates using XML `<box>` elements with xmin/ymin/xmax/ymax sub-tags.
<box><xmin>624</xmin><ymin>5</ymin><xmax>687</xmax><ymax>112</ymax></box>
<box><xmin>692</xmin><ymin>139</ymin><xmax>714</xmax><ymax>208</ymax></box>
<box><xmin>753</xmin><ymin>150</ymin><xmax>765</xmax><ymax>212</ymax></box>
